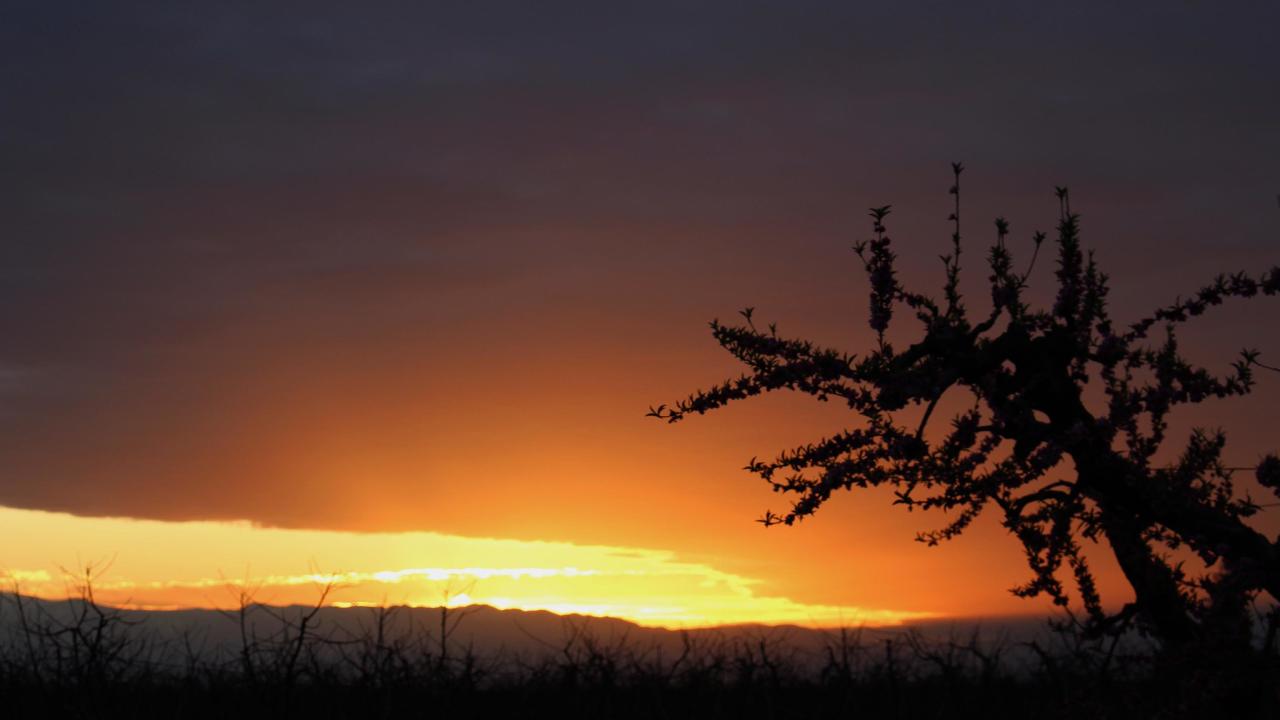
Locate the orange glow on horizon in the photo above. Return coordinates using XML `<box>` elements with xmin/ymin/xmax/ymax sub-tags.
<box><xmin>0</xmin><ymin>506</ymin><xmax>933</xmax><ymax>628</ymax></box>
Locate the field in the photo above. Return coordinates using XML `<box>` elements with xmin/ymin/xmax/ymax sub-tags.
<box><xmin>2</xmin><ymin>592</ymin><xmax>1276</xmax><ymax>719</ymax></box>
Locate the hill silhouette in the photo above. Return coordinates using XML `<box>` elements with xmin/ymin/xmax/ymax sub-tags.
<box><xmin>0</xmin><ymin>591</ymin><xmax>1060</xmax><ymax>667</ymax></box>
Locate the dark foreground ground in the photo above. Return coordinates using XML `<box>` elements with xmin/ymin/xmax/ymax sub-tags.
<box><xmin>4</xmin><ymin>668</ymin><xmax>1278</xmax><ymax>720</ymax></box>
<box><xmin>1</xmin><ymin>593</ymin><xmax>1276</xmax><ymax>718</ymax></box>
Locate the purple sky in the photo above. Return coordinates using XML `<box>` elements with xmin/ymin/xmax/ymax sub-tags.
<box><xmin>1</xmin><ymin>2</ymin><xmax>1276</xmax><ymax>579</ymax></box>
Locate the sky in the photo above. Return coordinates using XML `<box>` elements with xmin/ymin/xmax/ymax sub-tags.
<box><xmin>1</xmin><ymin>1</ymin><xmax>1278</xmax><ymax>626</ymax></box>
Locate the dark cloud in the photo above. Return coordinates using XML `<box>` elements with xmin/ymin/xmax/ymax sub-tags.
<box><xmin>1</xmin><ymin>1</ymin><xmax>1277</xmax><ymax>538</ymax></box>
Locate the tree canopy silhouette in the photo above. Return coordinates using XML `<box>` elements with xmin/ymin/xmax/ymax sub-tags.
<box><xmin>651</xmin><ymin>164</ymin><xmax>1280</xmax><ymax>660</ymax></box>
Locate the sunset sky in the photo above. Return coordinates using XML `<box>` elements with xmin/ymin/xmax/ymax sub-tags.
<box><xmin>2</xmin><ymin>2</ymin><xmax>1278</xmax><ymax>627</ymax></box>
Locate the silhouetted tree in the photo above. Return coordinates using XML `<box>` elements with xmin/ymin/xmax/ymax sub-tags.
<box><xmin>651</xmin><ymin>164</ymin><xmax>1280</xmax><ymax>664</ymax></box>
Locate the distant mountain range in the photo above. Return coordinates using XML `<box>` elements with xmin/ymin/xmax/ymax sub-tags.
<box><xmin>0</xmin><ymin>592</ymin><xmax>1064</xmax><ymax>668</ymax></box>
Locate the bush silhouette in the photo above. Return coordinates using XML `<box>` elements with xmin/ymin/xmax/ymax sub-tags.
<box><xmin>651</xmin><ymin>164</ymin><xmax>1280</xmax><ymax>667</ymax></box>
